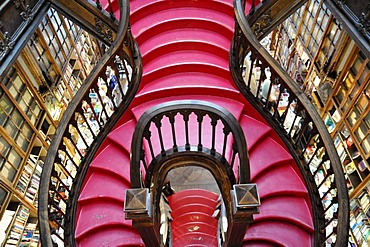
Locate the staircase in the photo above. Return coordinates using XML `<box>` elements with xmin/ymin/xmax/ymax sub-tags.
<box><xmin>72</xmin><ymin>0</ymin><xmax>315</xmax><ymax>246</ymax></box>
<box><xmin>168</xmin><ymin>189</ymin><xmax>220</xmax><ymax>246</ymax></box>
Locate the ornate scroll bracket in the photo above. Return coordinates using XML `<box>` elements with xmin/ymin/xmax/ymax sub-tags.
<box><xmin>0</xmin><ymin>32</ymin><xmax>15</xmax><ymax>53</ymax></box>
<box><xmin>94</xmin><ymin>16</ymin><xmax>114</xmax><ymax>43</ymax></box>
<box><xmin>252</xmin><ymin>11</ymin><xmax>272</xmax><ymax>37</ymax></box>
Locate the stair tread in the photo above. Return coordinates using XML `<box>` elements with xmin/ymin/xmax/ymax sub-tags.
<box><xmin>88</xmin><ymin>143</ymin><xmax>131</xmax><ymax>182</ymax></box>
<box><xmin>245</xmin><ymin>221</ymin><xmax>313</xmax><ymax>246</ymax></box>
<box><xmin>138</xmin><ymin>72</ymin><xmax>237</xmax><ymax>97</ymax></box>
<box><xmin>254</xmin><ymin>165</ymin><xmax>308</xmax><ymax>199</ymax></box>
<box><xmin>240</xmin><ymin>114</ymin><xmax>272</xmax><ymax>151</ymax></box>
<box><xmin>132</xmin><ymin>7</ymin><xmax>233</xmax><ymax>39</ymax></box>
<box><xmin>107</xmin><ymin>119</ymin><xmax>136</xmax><ymax>152</ymax></box>
<box><xmin>255</xmin><ymin>196</ymin><xmax>314</xmax><ymax>231</ymax></box>
<box><xmin>249</xmin><ymin>137</ymin><xmax>295</xmax><ymax>180</ymax></box>
<box><xmin>134</xmin><ymin>19</ymin><xmax>233</xmax><ymax>47</ymax></box>
<box><xmin>171</xmin><ymin>212</ymin><xmax>218</xmax><ymax>228</ymax></box>
<box><xmin>130</xmin><ymin>0</ymin><xmax>233</xmax><ymax>18</ymax></box>
<box><xmin>79</xmin><ymin>172</ymin><xmax>128</xmax><ymax>202</ymax></box>
<box><xmin>78</xmin><ymin>227</ymin><xmax>144</xmax><ymax>247</ymax></box>
<box><xmin>75</xmin><ymin>201</ymin><xmax>132</xmax><ymax>240</ymax></box>
<box><xmin>144</xmin><ymin>50</ymin><xmax>228</xmax><ymax>75</ymax></box>
<box><xmin>172</xmin><ymin>232</ymin><xmax>217</xmax><ymax>247</ymax></box>
<box><xmin>138</xmin><ymin>28</ymin><xmax>231</xmax><ymax>56</ymax></box>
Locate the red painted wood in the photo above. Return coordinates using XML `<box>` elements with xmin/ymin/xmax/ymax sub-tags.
<box><xmin>169</xmin><ymin>189</ymin><xmax>219</xmax><ymax>247</ymax></box>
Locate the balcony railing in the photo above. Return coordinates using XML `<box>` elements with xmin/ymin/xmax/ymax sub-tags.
<box><xmin>126</xmin><ymin>100</ymin><xmax>259</xmax><ymax>246</ymax></box>
<box><xmin>38</xmin><ymin>0</ymin><xmax>142</xmax><ymax>246</ymax></box>
<box><xmin>231</xmin><ymin>0</ymin><xmax>349</xmax><ymax>246</ymax></box>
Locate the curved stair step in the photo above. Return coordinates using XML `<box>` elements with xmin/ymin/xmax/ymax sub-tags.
<box><xmin>255</xmin><ymin>196</ymin><xmax>314</xmax><ymax>232</ymax></box>
<box><xmin>171</xmin><ymin>212</ymin><xmax>217</xmax><ymax>228</ymax></box>
<box><xmin>87</xmin><ymin>143</ymin><xmax>131</xmax><ymax>183</ymax></box>
<box><xmin>77</xmin><ymin>227</ymin><xmax>144</xmax><ymax>247</ymax></box>
<box><xmin>249</xmin><ymin>137</ymin><xmax>297</xmax><ymax>181</ymax></box>
<box><xmin>78</xmin><ymin>172</ymin><xmax>128</xmax><ymax>203</ymax></box>
<box><xmin>144</xmin><ymin>49</ymin><xmax>229</xmax><ymax>74</ymax></box>
<box><xmin>137</xmin><ymin>72</ymin><xmax>238</xmax><ymax>97</ymax></box>
<box><xmin>107</xmin><ymin>119</ymin><xmax>137</xmax><ymax>152</ymax></box>
<box><xmin>131</xmin><ymin>6</ymin><xmax>233</xmax><ymax>39</ymax></box>
<box><xmin>134</xmin><ymin>18</ymin><xmax>233</xmax><ymax>46</ymax></box>
<box><xmin>75</xmin><ymin>201</ymin><xmax>131</xmax><ymax>240</ymax></box>
<box><xmin>173</xmin><ymin>232</ymin><xmax>217</xmax><ymax>247</ymax></box>
<box><xmin>239</xmin><ymin>114</ymin><xmax>272</xmax><ymax>151</ymax></box>
<box><xmin>254</xmin><ymin>164</ymin><xmax>308</xmax><ymax>199</ymax></box>
<box><xmin>169</xmin><ymin>195</ymin><xmax>218</xmax><ymax>210</ymax></box>
<box><xmin>143</xmin><ymin>41</ymin><xmax>229</xmax><ymax>66</ymax></box>
<box><xmin>130</xmin><ymin>0</ymin><xmax>233</xmax><ymax>21</ymax></box>
<box><xmin>137</xmin><ymin>28</ymin><xmax>231</xmax><ymax>57</ymax></box>
<box><xmin>244</xmin><ymin>221</ymin><xmax>313</xmax><ymax>246</ymax></box>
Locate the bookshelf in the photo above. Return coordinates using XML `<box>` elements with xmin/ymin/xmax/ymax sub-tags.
<box><xmin>350</xmin><ymin>189</ymin><xmax>370</xmax><ymax>246</ymax></box>
<box><xmin>4</xmin><ymin>203</ymin><xmax>30</xmax><ymax>246</ymax></box>
<box><xmin>19</xmin><ymin>219</ymin><xmax>39</xmax><ymax>247</ymax></box>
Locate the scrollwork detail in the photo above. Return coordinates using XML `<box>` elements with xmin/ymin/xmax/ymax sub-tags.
<box><xmin>252</xmin><ymin>11</ymin><xmax>272</xmax><ymax>37</ymax></box>
<box><xmin>94</xmin><ymin>17</ymin><xmax>114</xmax><ymax>43</ymax></box>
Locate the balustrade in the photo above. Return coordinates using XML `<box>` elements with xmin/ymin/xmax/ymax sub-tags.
<box><xmin>231</xmin><ymin>0</ymin><xmax>349</xmax><ymax>245</ymax></box>
<box><xmin>38</xmin><ymin>0</ymin><xmax>142</xmax><ymax>246</ymax></box>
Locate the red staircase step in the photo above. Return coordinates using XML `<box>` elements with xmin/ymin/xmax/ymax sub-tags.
<box><xmin>107</xmin><ymin>119</ymin><xmax>136</xmax><ymax>153</ymax></box>
<box><xmin>172</xmin><ymin>221</ymin><xmax>218</xmax><ymax>236</ymax></box>
<box><xmin>143</xmin><ymin>41</ymin><xmax>229</xmax><ymax>66</ymax></box>
<box><xmin>75</xmin><ymin>201</ymin><xmax>132</xmax><ymax>240</ymax></box>
<box><xmin>244</xmin><ymin>221</ymin><xmax>313</xmax><ymax>246</ymax></box>
<box><xmin>137</xmin><ymin>72</ymin><xmax>238</xmax><ymax>98</ymax></box>
<box><xmin>77</xmin><ymin>227</ymin><xmax>144</xmax><ymax>247</ymax></box>
<box><xmin>134</xmin><ymin>19</ymin><xmax>233</xmax><ymax>46</ymax></box>
<box><xmin>239</xmin><ymin>114</ymin><xmax>272</xmax><ymax>151</ymax></box>
<box><xmin>88</xmin><ymin>144</ymin><xmax>131</xmax><ymax>183</ymax></box>
<box><xmin>173</xmin><ymin>232</ymin><xmax>217</xmax><ymax>247</ymax></box>
<box><xmin>130</xmin><ymin>0</ymin><xmax>234</xmax><ymax>19</ymax></box>
<box><xmin>137</xmin><ymin>28</ymin><xmax>231</xmax><ymax>57</ymax></box>
<box><xmin>254</xmin><ymin>164</ymin><xmax>308</xmax><ymax>199</ymax></box>
<box><xmin>144</xmin><ymin>50</ymin><xmax>229</xmax><ymax>75</ymax></box>
<box><xmin>171</xmin><ymin>212</ymin><xmax>217</xmax><ymax>228</ymax></box>
<box><xmin>131</xmin><ymin>7</ymin><xmax>233</xmax><ymax>39</ymax></box>
<box><xmin>255</xmin><ymin>196</ymin><xmax>314</xmax><ymax>232</ymax></box>
<box><xmin>171</xmin><ymin>203</ymin><xmax>217</xmax><ymax>216</ymax></box>
<box><xmin>169</xmin><ymin>195</ymin><xmax>218</xmax><ymax>210</ymax></box>
<box><xmin>249</xmin><ymin>137</ymin><xmax>295</xmax><ymax>181</ymax></box>
<box><xmin>169</xmin><ymin>189</ymin><xmax>219</xmax><ymax>247</ymax></box>
<box><xmin>78</xmin><ymin>172</ymin><xmax>128</xmax><ymax>203</ymax></box>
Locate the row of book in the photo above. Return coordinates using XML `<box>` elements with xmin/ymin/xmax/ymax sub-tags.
<box><xmin>15</xmin><ymin>155</ymin><xmax>44</xmax><ymax>207</ymax></box>
<box><xmin>0</xmin><ymin>204</ymin><xmax>40</xmax><ymax>247</ymax></box>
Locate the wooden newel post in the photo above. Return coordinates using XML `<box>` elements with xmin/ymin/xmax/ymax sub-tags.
<box><xmin>124</xmin><ymin>188</ymin><xmax>161</xmax><ymax>247</ymax></box>
<box><xmin>228</xmin><ymin>184</ymin><xmax>260</xmax><ymax>246</ymax></box>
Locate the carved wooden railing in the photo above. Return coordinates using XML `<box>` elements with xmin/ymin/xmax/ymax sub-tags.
<box><xmin>246</xmin><ymin>0</ymin><xmax>307</xmax><ymax>40</ymax></box>
<box><xmin>0</xmin><ymin>0</ymin><xmax>48</xmax><ymax>74</ymax></box>
<box><xmin>38</xmin><ymin>0</ymin><xmax>142</xmax><ymax>246</ymax></box>
<box><xmin>231</xmin><ymin>0</ymin><xmax>349</xmax><ymax>246</ymax></box>
<box><xmin>125</xmin><ymin>100</ymin><xmax>260</xmax><ymax>246</ymax></box>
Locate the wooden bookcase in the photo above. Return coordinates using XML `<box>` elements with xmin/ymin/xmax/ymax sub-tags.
<box><xmin>0</xmin><ymin>7</ymin><xmax>102</xmax><ymax>247</ymax></box>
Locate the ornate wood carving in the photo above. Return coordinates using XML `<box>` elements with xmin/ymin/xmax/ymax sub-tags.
<box><xmin>252</xmin><ymin>10</ymin><xmax>272</xmax><ymax>36</ymax></box>
<box><xmin>0</xmin><ymin>0</ymin><xmax>44</xmax><ymax>63</ymax></box>
<box><xmin>331</xmin><ymin>0</ymin><xmax>370</xmax><ymax>40</ymax></box>
<box><xmin>94</xmin><ymin>16</ymin><xmax>114</xmax><ymax>43</ymax></box>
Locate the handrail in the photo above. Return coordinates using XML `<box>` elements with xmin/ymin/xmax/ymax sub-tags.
<box><xmin>38</xmin><ymin>0</ymin><xmax>142</xmax><ymax>246</ymax></box>
<box><xmin>231</xmin><ymin>0</ymin><xmax>349</xmax><ymax>246</ymax></box>
<box><xmin>130</xmin><ymin>100</ymin><xmax>250</xmax><ymax>188</ymax></box>
<box><xmin>128</xmin><ymin>100</ymin><xmax>254</xmax><ymax>246</ymax></box>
